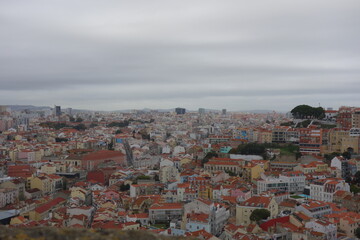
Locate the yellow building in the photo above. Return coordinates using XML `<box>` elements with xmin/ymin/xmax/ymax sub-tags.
<box><xmin>29</xmin><ymin>197</ymin><xmax>66</xmax><ymax>221</ymax></box>
<box><xmin>29</xmin><ymin>176</ymin><xmax>52</xmax><ymax>195</ymax></box>
<box><xmin>64</xmin><ymin>156</ymin><xmax>82</xmax><ymax>168</ymax></box>
<box><xmin>204</xmin><ymin>159</ymin><xmax>241</xmax><ymax>174</ymax></box>
<box><xmin>10</xmin><ymin>216</ymin><xmax>27</xmax><ymax>225</ymax></box>
<box><xmin>122</xmin><ymin>222</ymin><xmax>140</xmax><ymax>230</ymax></box>
<box><xmin>70</xmin><ymin>186</ymin><xmax>91</xmax><ymax>204</ymax></box>
<box><xmin>327</xmin><ymin>212</ymin><xmax>360</xmax><ymax>238</ymax></box>
<box><xmin>34</xmin><ymin>149</ymin><xmax>44</xmax><ymax>162</ymax></box>
<box><xmin>327</xmin><ymin>129</ymin><xmax>359</xmax><ymax>154</ymax></box>
<box><xmin>258</xmin><ymin>130</ymin><xmax>273</xmax><ymax>144</ymax></box>
<box><xmin>40</xmin><ymin>164</ymin><xmax>57</xmax><ymax>174</ymax></box>
<box><xmin>236</xmin><ymin>196</ymin><xmax>278</xmax><ymax>226</ymax></box>
<box><xmin>242</xmin><ymin>162</ymin><xmax>264</xmax><ymax>181</ymax></box>
<box><xmin>294</xmin><ymin>161</ymin><xmax>328</xmax><ymax>174</ymax></box>
<box><xmin>180</xmin><ymin>157</ymin><xmax>192</xmax><ymax>167</ymax></box>
<box><xmin>8</xmin><ymin>149</ymin><xmax>18</xmax><ymax>162</ymax></box>
<box><xmin>198</xmin><ymin>185</ymin><xmax>213</xmax><ymax>200</ymax></box>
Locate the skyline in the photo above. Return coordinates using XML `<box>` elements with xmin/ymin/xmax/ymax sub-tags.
<box><xmin>0</xmin><ymin>0</ymin><xmax>359</xmax><ymax>111</ymax></box>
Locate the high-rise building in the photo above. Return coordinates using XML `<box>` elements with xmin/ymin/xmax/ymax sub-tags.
<box><xmin>65</xmin><ymin>108</ymin><xmax>72</xmax><ymax>115</ymax></box>
<box><xmin>222</xmin><ymin>109</ymin><xmax>227</xmax><ymax>115</ymax></box>
<box><xmin>198</xmin><ymin>108</ymin><xmax>205</xmax><ymax>114</ymax></box>
<box><xmin>352</xmin><ymin>111</ymin><xmax>360</xmax><ymax>128</ymax></box>
<box><xmin>175</xmin><ymin>108</ymin><xmax>186</xmax><ymax>115</ymax></box>
<box><xmin>0</xmin><ymin>106</ymin><xmax>8</xmax><ymax>114</ymax></box>
<box><xmin>54</xmin><ymin>105</ymin><xmax>61</xmax><ymax>116</ymax></box>
<box><xmin>337</xmin><ymin>106</ymin><xmax>360</xmax><ymax>129</ymax></box>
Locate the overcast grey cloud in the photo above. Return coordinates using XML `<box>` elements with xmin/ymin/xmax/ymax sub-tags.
<box><xmin>0</xmin><ymin>0</ymin><xmax>359</xmax><ymax>111</ymax></box>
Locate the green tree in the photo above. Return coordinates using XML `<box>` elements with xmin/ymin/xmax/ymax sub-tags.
<box><xmin>75</xmin><ymin>117</ymin><xmax>83</xmax><ymax>122</ymax></box>
<box><xmin>154</xmin><ymin>174</ymin><xmax>160</xmax><ymax>182</ymax></box>
<box><xmin>225</xmin><ymin>170</ymin><xmax>237</xmax><ymax>176</ymax></box>
<box><xmin>137</xmin><ymin>175</ymin><xmax>151</xmax><ymax>180</ymax></box>
<box><xmin>291</xmin><ymin>105</ymin><xmax>325</xmax><ymax>119</ymax></box>
<box><xmin>108</xmin><ymin>142</ymin><xmax>114</xmax><ymax>150</ymax></box>
<box><xmin>353</xmin><ymin>171</ymin><xmax>360</xmax><ymax>185</ymax></box>
<box><xmin>63</xmin><ymin>178</ymin><xmax>68</xmax><ymax>190</ymax></box>
<box><xmin>120</xmin><ymin>184</ymin><xmax>130</xmax><ymax>191</ymax></box>
<box><xmin>202</xmin><ymin>151</ymin><xmax>218</xmax><ymax>166</ymax></box>
<box><xmin>350</xmin><ymin>184</ymin><xmax>360</xmax><ymax>194</ymax></box>
<box><xmin>324</xmin><ymin>152</ymin><xmax>341</xmax><ymax>161</ymax></box>
<box><xmin>18</xmin><ymin>192</ymin><xmax>25</xmax><ymax>201</ymax></box>
<box><xmin>115</xmin><ymin>129</ymin><xmax>122</xmax><ymax>134</ymax></box>
<box><xmin>355</xmin><ymin>227</ymin><xmax>360</xmax><ymax>238</ymax></box>
<box><xmin>250</xmin><ymin>209</ymin><xmax>271</xmax><ymax>222</ymax></box>
<box><xmin>342</xmin><ymin>151</ymin><xmax>351</xmax><ymax>160</ymax></box>
<box><xmin>73</xmin><ymin>124</ymin><xmax>86</xmax><ymax>131</ymax></box>
<box><xmin>107</xmin><ymin>121</ymin><xmax>129</xmax><ymax>128</ymax></box>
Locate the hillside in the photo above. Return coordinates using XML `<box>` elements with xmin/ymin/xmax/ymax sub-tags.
<box><xmin>0</xmin><ymin>227</ymin><xmax>188</xmax><ymax>240</ymax></box>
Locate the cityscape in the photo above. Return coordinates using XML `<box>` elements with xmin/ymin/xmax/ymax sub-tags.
<box><xmin>1</xmin><ymin>0</ymin><xmax>359</xmax><ymax>239</ymax></box>
<box><xmin>0</xmin><ymin>104</ymin><xmax>360</xmax><ymax>239</ymax></box>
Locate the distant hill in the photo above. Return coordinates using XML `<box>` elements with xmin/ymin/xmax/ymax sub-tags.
<box><xmin>5</xmin><ymin>105</ymin><xmax>284</xmax><ymax>114</ymax></box>
<box><xmin>8</xmin><ymin>105</ymin><xmax>52</xmax><ymax>111</ymax></box>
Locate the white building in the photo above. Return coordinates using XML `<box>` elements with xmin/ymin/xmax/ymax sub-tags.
<box><xmin>159</xmin><ymin>166</ymin><xmax>180</xmax><ymax>184</ymax></box>
<box><xmin>295</xmin><ymin>200</ymin><xmax>332</xmax><ymax>218</ymax></box>
<box><xmin>184</xmin><ymin>198</ymin><xmax>230</xmax><ymax>236</ymax></box>
<box><xmin>257</xmin><ymin>171</ymin><xmax>306</xmax><ymax>194</ymax></box>
<box><xmin>305</xmin><ymin>219</ymin><xmax>337</xmax><ymax>240</ymax></box>
<box><xmin>0</xmin><ymin>188</ymin><xmax>17</xmax><ymax>208</ymax></box>
<box><xmin>310</xmin><ymin>178</ymin><xmax>350</xmax><ymax>202</ymax></box>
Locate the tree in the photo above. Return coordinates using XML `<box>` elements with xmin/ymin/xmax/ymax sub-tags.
<box><xmin>107</xmin><ymin>121</ymin><xmax>129</xmax><ymax>128</ymax></box>
<box><xmin>249</xmin><ymin>209</ymin><xmax>271</xmax><ymax>223</ymax></box>
<box><xmin>353</xmin><ymin>171</ymin><xmax>360</xmax><ymax>185</ymax></box>
<box><xmin>202</xmin><ymin>151</ymin><xmax>218</xmax><ymax>166</ymax></box>
<box><xmin>291</xmin><ymin>105</ymin><xmax>325</xmax><ymax>119</ymax></box>
<box><xmin>55</xmin><ymin>137</ymin><xmax>68</xmax><ymax>142</ymax></box>
<box><xmin>350</xmin><ymin>184</ymin><xmax>360</xmax><ymax>194</ymax></box>
<box><xmin>324</xmin><ymin>152</ymin><xmax>341</xmax><ymax>162</ymax></box>
<box><xmin>115</xmin><ymin>129</ymin><xmax>122</xmax><ymax>134</ymax></box>
<box><xmin>108</xmin><ymin>142</ymin><xmax>114</xmax><ymax>150</ymax></box>
<box><xmin>342</xmin><ymin>151</ymin><xmax>351</xmax><ymax>160</ymax></box>
<box><xmin>73</xmin><ymin>124</ymin><xmax>86</xmax><ymax>131</ymax></box>
<box><xmin>18</xmin><ymin>192</ymin><xmax>25</xmax><ymax>201</ymax></box>
<box><xmin>228</xmin><ymin>148</ymin><xmax>238</xmax><ymax>154</ymax></box>
<box><xmin>120</xmin><ymin>184</ymin><xmax>130</xmax><ymax>191</ymax></box>
<box><xmin>75</xmin><ymin>117</ymin><xmax>83</xmax><ymax>122</ymax></box>
<box><xmin>154</xmin><ymin>174</ymin><xmax>160</xmax><ymax>182</ymax></box>
<box><xmin>355</xmin><ymin>227</ymin><xmax>360</xmax><ymax>238</ymax></box>
<box><xmin>63</xmin><ymin>178</ymin><xmax>68</xmax><ymax>190</ymax></box>
<box><xmin>137</xmin><ymin>175</ymin><xmax>151</xmax><ymax>180</ymax></box>
<box><xmin>235</xmin><ymin>143</ymin><xmax>266</xmax><ymax>155</ymax></box>
<box><xmin>225</xmin><ymin>170</ymin><xmax>237</xmax><ymax>176</ymax></box>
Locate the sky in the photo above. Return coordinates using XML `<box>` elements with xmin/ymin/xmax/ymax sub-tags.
<box><xmin>0</xmin><ymin>0</ymin><xmax>359</xmax><ymax>112</ymax></box>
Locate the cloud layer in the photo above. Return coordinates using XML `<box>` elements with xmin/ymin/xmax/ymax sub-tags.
<box><xmin>0</xmin><ymin>0</ymin><xmax>359</xmax><ymax>111</ymax></box>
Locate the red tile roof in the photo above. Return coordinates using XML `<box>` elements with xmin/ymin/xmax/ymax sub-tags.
<box><xmin>35</xmin><ymin>197</ymin><xmax>66</xmax><ymax>214</ymax></box>
<box><xmin>240</xmin><ymin>196</ymin><xmax>272</xmax><ymax>208</ymax></box>
<box><xmin>149</xmin><ymin>203</ymin><xmax>183</xmax><ymax>210</ymax></box>
<box><xmin>260</xmin><ymin>216</ymin><xmax>289</xmax><ymax>231</ymax></box>
<box><xmin>82</xmin><ymin>150</ymin><xmax>124</xmax><ymax>161</ymax></box>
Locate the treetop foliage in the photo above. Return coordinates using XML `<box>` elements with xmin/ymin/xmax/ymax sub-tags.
<box><xmin>291</xmin><ymin>105</ymin><xmax>325</xmax><ymax>119</ymax></box>
<box><xmin>249</xmin><ymin>209</ymin><xmax>271</xmax><ymax>222</ymax></box>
